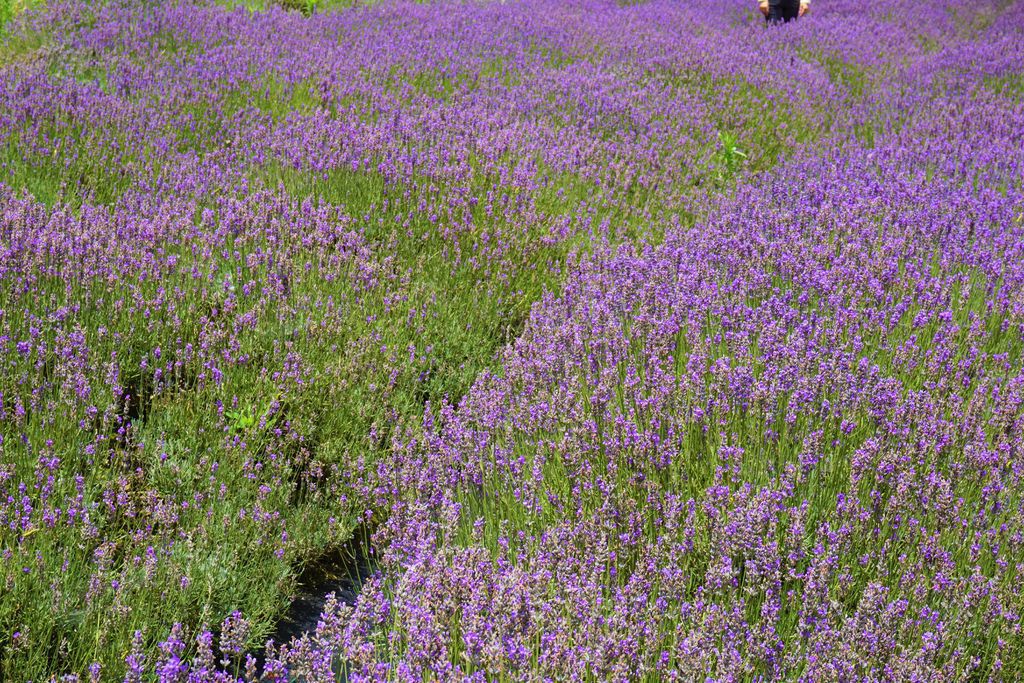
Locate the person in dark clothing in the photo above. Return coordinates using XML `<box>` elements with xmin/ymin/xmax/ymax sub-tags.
<box><xmin>758</xmin><ymin>0</ymin><xmax>809</xmax><ymax>24</ymax></box>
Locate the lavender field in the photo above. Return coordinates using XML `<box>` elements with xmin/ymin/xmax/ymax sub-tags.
<box><xmin>1</xmin><ymin>0</ymin><xmax>1023</xmax><ymax>680</ymax></box>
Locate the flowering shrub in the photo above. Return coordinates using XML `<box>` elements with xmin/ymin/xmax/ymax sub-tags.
<box><xmin>1</xmin><ymin>0</ymin><xmax>1022</xmax><ymax>680</ymax></box>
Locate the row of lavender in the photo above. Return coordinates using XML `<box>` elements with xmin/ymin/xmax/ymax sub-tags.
<box><xmin>257</xmin><ymin>3</ymin><xmax>1024</xmax><ymax>682</ymax></box>
<box><xmin>1</xmin><ymin>0</ymin><xmax>863</xmax><ymax>675</ymax></box>
<box><xmin>1</xmin><ymin>0</ymin><xmax>1023</xmax><ymax>680</ymax></box>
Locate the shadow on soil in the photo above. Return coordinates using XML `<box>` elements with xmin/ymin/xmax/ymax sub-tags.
<box><xmin>251</xmin><ymin>525</ymin><xmax>377</xmax><ymax>676</ymax></box>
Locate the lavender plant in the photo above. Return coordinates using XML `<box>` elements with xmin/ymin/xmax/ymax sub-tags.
<box><xmin>1</xmin><ymin>0</ymin><xmax>1022</xmax><ymax>680</ymax></box>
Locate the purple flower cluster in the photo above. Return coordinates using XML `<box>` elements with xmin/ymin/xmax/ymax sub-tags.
<box><xmin>280</xmin><ymin>3</ymin><xmax>1024</xmax><ymax>681</ymax></box>
<box><xmin>1</xmin><ymin>0</ymin><xmax>1023</xmax><ymax>680</ymax></box>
